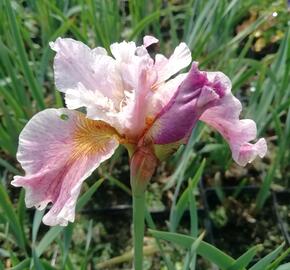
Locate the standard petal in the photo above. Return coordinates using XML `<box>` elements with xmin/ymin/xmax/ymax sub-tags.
<box><xmin>143</xmin><ymin>35</ymin><xmax>159</xmax><ymax>47</ymax></box>
<box><xmin>64</xmin><ymin>83</ymin><xmax>118</xmax><ymax>125</ymax></box>
<box><xmin>127</xmin><ymin>58</ymin><xmax>158</xmax><ymax>136</ymax></box>
<box><xmin>155</xmin><ymin>42</ymin><xmax>191</xmax><ymax>83</ymax></box>
<box><xmin>199</xmin><ymin>92</ymin><xmax>267</xmax><ymax>166</ymax></box>
<box><xmin>50</xmin><ymin>37</ymin><xmax>119</xmax><ymax>99</ymax></box>
<box><xmin>110</xmin><ymin>41</ymin><xmax>137</xmax><ymax>62</ymax></box>
<box><xmin>148</xmin><ymin>73</ymin><xmax>187</xmax><ymax>118</ymax></box>
<box><xmin>12</xmin><ymin>108</ymin><xmax>119</xmax><ymax>226</ymax></box>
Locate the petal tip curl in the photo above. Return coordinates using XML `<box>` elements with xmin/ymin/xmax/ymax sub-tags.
<box><xmin>236</xmin><ymin>138</ymin><xmax>267</xmax><ymax>166</ymax></box>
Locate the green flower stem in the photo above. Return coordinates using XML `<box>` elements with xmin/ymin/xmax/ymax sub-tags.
<box><xmin>129</xmin><ymin>146</ymin><xmax>157</xmax><ymax>270</ymax></box>
<box><xmin>132</xmin><ymin>192</ymin><xmax>146</xmax><ymax>270</ymax></box>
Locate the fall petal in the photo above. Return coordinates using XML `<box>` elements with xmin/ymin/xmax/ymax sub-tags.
<box><xmin>237</xmin><ymin>138</ymin><xmax>267</xmax><ymax>166</ymax></box>
<box><xmin>12</xmin><ymin>108</ymin><xmax>119</xmax><ymax>226</ymax></box>
<box><xmin>144</xmin><ymin>62</ymin><xmax>266</xmax><ymax>165</ymax></box>
<box><xmin>200</xmin><ymin>93</ymin><xmax>267</xmax><ymax>166</ymax></box>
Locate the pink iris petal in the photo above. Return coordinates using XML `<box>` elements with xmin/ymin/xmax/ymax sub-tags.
<box><xmin>147</xmin><ymin>62</ymin><xmax>222</xmax><ymax>144</ymax></box>
<box><xmin>12</xmin><ymin>108</ymin><xmax>119</xmax><ymax>226</ymax></box>
<box><xmin>50</xmin><ymin>37</ymin><xmax>125</xmax><ymax>104</ymax></box>
<box><xmin>199</xmin><ymin>93</ymin><xmax>267</xmax><ymax>166</ymax></box>
<box><xmin>237</xmin><ymin>139</ymin><xmax>267</xmax><ymax>166</ymax></box>
<box><xmin>148</xmin><ymin>62</ymin><xmax>267</xmax><ymax>166</ymax></box>
<box><xmin>110</xmin><ymin>41</ymin><xmax>137</xmax><ymax>62</ymax></box>
<box><xmin>143</xmin><ymin>35</ymin><xmax>159</xmax><ymax>47</ymax></box>
<box><xmin>127</xmin><ymin>58</ymin><xmax>158</xmax><ymax>137</ymax></box>
<box><xmin>50</xmin><ymin>38</ymin><xmax>128</xmax><ymax>133</ymax></box>
<box><xmin>155</xmin><ymin>42</ymin><xmax>192</xmax><ymax>83</ymax></box>
<box><xmin>147</xmin><ymin>73</ymin><xmax>187</xmax><ymax>117</ymax></box>
<box><xmin>50</xmin><ymin>37</ymin><xmax>193</xmax><ymax>139</ymax></box>
<box><xmin>50</xmin><ymin>38</ymin><xmax>117</xmax><ymax>99</ymax></box>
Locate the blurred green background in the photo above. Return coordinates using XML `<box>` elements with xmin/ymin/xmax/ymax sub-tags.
<box><xmin>0</xmin><ymin>0</ymin><xmax>290</xmax><ymax>269</ymax></box>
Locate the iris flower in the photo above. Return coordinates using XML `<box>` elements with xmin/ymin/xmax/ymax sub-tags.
<box><xmin>12</xmin><ymin>36</ymin><xmax>267</xmax><ymax>227</ymax></box>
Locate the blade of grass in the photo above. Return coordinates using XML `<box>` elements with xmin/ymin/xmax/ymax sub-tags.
<box><xmin>62</xmin><ymin>223</ymin><xmax>74</xmax><ymax>267</ymax></box>
<box><xmin>169</xmin><ymin>159</ymin><xmax>205</xmax><ymax>232</ymax></box>
<box><xmin>32</xmin><ymin>210</ymin><xmax>45</xmax><ymax>244</ymax></box>
<box><xmin>0</xmin><ymin>158</ymin><xmax>21</xmax><ymax>175</ymax></box>
<box><xmin>267</xmin><ymin>247</ymin><xmax>290</xmax><ymax>270</ymax></box>
<box><xmin>275</xmin><ymin>263</ymin><xmax>290</xmax><ymax>270</ymax></box>
<box><xmin>0</xmin><ymin>184</ymin><xmax>27</xmax><ymax>252</ymax></box>
<box><xmin>227</xmin><ymin>245</ymin><xmax>261</xmax><ymax>270</ymax></box>
<box><xmin>76</xmin><ymin>177</ymin><xmax>104</xmax><ymax>211</ymax></box>
<box><xmin>150</xmin><ymin>229</ymin><xmax>236</xmax><ymax>268</ymax></box>
<box><xmin>10</xmin><ymin>258</ymin><xmax>30</xmax><ymax>270</ymax></box>
<box><xmin>249</xmin><ymin>243</ymin><xmax>285</xmax><ymax>270</ymax></box>
<box><xmin>4</xmin><ymin>0</ymin><xmax>45</xmax><ymax>109</ymax></box>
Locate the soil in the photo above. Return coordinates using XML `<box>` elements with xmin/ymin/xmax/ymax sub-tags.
<box><xmin>202</xmin><ymin>160</ymin><xmax>267</xmax><ymax>189</ymax></box>
<box><xmin>83</xmin><ymin>147</ymin><xmax>205</xmax><ymax>213</ymax></box>
<box><xmin>81</xmin><ymin>208</ymin><xmax>209</xmax><ymax>270</ymax></box>
<box><xmin>275</xmin><ymin>191</ymin><xmax>290</xmax><ymax>245</ymax></box>
<box><xmin>206</xmin><ymin>188</ymin><xmax>284</xmax><ymax>260</ymax></box>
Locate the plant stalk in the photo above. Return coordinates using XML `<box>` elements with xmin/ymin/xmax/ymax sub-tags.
<box><xmin>132</xmin><ymin>193</ymin><xmax>146</xmax><ymax>270</ymax></box>
<box><xmin>129</xmin><ymin>146</ymin><xmax>157</xmax><ymax>270</ymax></box>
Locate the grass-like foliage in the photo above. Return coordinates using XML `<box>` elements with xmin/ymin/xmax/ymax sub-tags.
<box><xmin>0</xmin><ymin>0</ymin><xmax>290</xmax><ymax>269</ymax></box>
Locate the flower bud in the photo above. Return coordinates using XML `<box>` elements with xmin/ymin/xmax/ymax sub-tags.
<box><xmin>130</xmin><ymin>146</ymin><xmax>157</xmax><ymax>196</ymax></box>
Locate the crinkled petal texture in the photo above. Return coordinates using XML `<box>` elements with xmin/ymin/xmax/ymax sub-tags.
<box><xmin>50</xmin><ymin>37</ymin><xmax>191</xmax><ymax>139</ymax></box>
<box><xmin>199</xmin><ymin>83</ymin><xmax>267</xmax><ymax>166</ymax></box>
<box><xmin>12</xmin><ymin>108</ymin><xmax>119</xmax><ymax>226</ymax></box>
<box><xmin>146</xmin><ymin>63</ymin><xmax>267</xmax><ymax>166</ymax></box>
